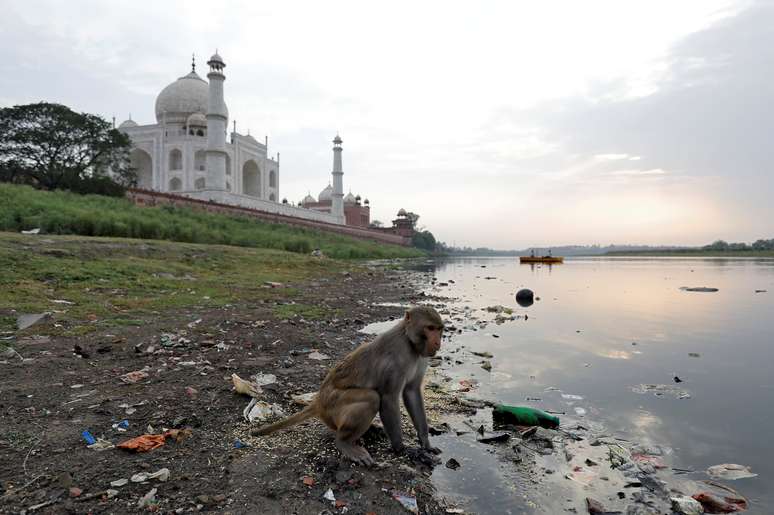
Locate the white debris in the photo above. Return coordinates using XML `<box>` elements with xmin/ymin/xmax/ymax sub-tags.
<box><xmin>707</xmin><ymin>463</ymin><xmax>758</xmax><ymax>480</ymax></box>
<box><xmin>308</xmin><ymin>351</ymin><xmax>330</xmax><ymax>360</ymax></box>
<box><xmin>243</xmin><ymin>398</ymin><xmax>286</xmax><ymax>423</ymax></box>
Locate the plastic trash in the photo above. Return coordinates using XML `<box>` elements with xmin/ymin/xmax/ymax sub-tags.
<box><xmin>323</xmin><ymin>488</ymin><xmax>336</xmax><ymax>502</ymax></box>
<box><xmin>243</xmin><ymin>398</ymin><xmax>285</xmax><ymax>423</ymax></box>
<box><xmin>87</xmin><ymin>438</ymin><xmax>115</xmax><ymax>451</ymax></box>
<box><xmin>137</xmin><ymin>488</ymin><xmax>158</xmax><ymax>508</ymax></box>
<box><xmin>81</xmin><ymin>430</ymin><xmax>96</xmax><ymax>445</ymax></box>
<box><xmin>112</xmin><ymin>419</ymin><xmax>129</xmax><ymax>432</ymax></box>
<box><xmin>477</xmin><ymin>432</ymin><xmax>510</xmax><ymax>444</ymax></box>
<box><xmin>116</xmin><ymin>429</ymin><xmax>191</xmax><ymax>452</ymax></box>
<box><xmin>671</xmin><ymin>496</ymin><xmax>704</xmax><ymax>515</ymax></box>
<box><xmin>131</xmin><ymin>468</ymin><xmax>170</xmax><ymax>483</ymax></box>
<box><xmin>233</xmin><ymin>439</ymin><xmax>248</xmax><ymax>449</ymax></box>
<box><xmin>707</xmin><ymin>463</ymin><xmax>757</xmax><ymax>480</ymax></box>
<box><xmin>231</xmin><ymin>373</ymin><xmax>262</xmax><ymax>397</ymax></box>
<box><xmin>120</xmin><ymin>370</ymin><xmax>149</xmax><ymax>383</ymax></box>
<box><xmin>390</xmin><ymin>490</ymin><xmax>419</xmax><ymax>514</ymax></box>
<box><xmin>308</xmin><ymin>351</ymin><xmax>330</xmax><ymax>360</ymax></box>
<box><xmin>492</xmin><ymin>404</ymin><xmax>560</xmax><ymax>429</ymax></box>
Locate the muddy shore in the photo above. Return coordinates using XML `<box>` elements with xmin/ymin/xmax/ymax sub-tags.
<box><xmin>0</xmin><ymin>259</ymin><xmax>467</xmax><ymax>514</ymax></box>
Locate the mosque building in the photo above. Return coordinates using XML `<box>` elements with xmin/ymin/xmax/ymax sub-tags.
<box><xmin>117</xmin><ymin>52</ymin><xmax>367</xmax><ymax>227</ymax></box>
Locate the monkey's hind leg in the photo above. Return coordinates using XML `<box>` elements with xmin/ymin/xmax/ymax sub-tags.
<box><xmin>331</xmin><ymin>389</ymin><xmax>379</xmax><ymax>466</ymax></box>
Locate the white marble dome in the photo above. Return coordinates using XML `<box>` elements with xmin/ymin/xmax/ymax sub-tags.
<box><xmin>318</xmin><ymin>184</ymin><xmax>333</xmax><ymax>202</ymax></box>
<box><xmin>187</xmin><ymin>112</ymin><xmax>207</xmax><ymax>127</ymax></box>
<box><xmin>155</xmin><ymin>70</ymin><xmax>228</xmax><ymax>124</ymax></box>
<box><xmin>118</xmin><ymin>119</ymin><xmax>138</xmax><ymax>129</ymax></box>
<box><xmin>344</xmin><ymin>192</ymin><xmax>356</xmax><ymax>203</ymax></box>
<box><xmin>302</xmin><ymin>194</ymin><xmax>316</xmax><ymax>204</ymax></box>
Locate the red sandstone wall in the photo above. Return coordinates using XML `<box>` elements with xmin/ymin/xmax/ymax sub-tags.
<box><xmin>126</xmin><ymin>189</ymin><xmax>411</xmax><ymax>247</ymax></box>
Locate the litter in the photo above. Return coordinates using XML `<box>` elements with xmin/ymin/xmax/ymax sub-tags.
<box><xmin>116</xmin><ymin>429</ymin><xmax>192</xmax><ymax>452</ymax></box>
<box><xmin>291</xmin><ymin>392</ymin><xmax>317</xmax><ymax>405</ymax></box>
<box><xmin>21</xmin><ymin>228</ymin><xmax>41</xmax><ymax>234</ymax></box>
<box><xmin>631</xmin><ymin>384</ymin><xmax>691</xmax><ymax>399</ymax></box>
<box><xmin>671</xmin><ymin>496</ymin><xmax>704</xmax><ymax>515</ymax></box>
<box><xmin>706</xmin><ymin>463</ymin><xmax>757</xmax><ymax>480</ymax></box>
<box><xmin>137</xmin><ymin>488</ymin><xmax>158</xmax><ymax>508</ymax></box>
<box><xmin>680</xmin><ymin>286</ymin><xmax>719</xmax><ymax>292</ymax></box>
<box><xmin>390</xmin><ymin>490</ymin><xmax>419</xmax><ymax>514</ymax></box>
<box><xmin>492</xmin><ymin>404</ymin><xmax>560</xmax><ymax>429</ymax></box>
<box><xmin>243</xmin><ymin>398</ymin><xmax>285</xmax><ymax>423</ymax></box>
<box><xmin>561</xmin><ymin>394</ymin><xmax>584</xmax><ymax>400</ymax></box>
<box><xmin>323</xmin><ymin>488</ymin><xmax>336</xmax><ymax>502</ymax></box>
<box><xmin>446</xmin><ymin>458</ymin><xmax>461</xmax><ymax>470</ymax></box>
<box><xmin>120</xmin><ymin>370</ymin><xmax>149</xmax><ymax>383</ymax></box>
<box><xmin>81</xmin><ymin>430</ymin><xmax>96</xmax><ymax>445</ymax></box>
<box><xmin>253</xmin><ymin>373</ymin><xmax>278</xmax><ymax>386</ymax></box>
<box><xmin>471</xmin><ymin>351</ymin><xmax>493</xmax><ymax>358</ymax></box>
<box><xmin>574</xmin><ymin>407</ymin><xmax>587</xmax><ymax>416</ymax></box>
<box><xmin>110</xmin><ymin>478</ymin><xmax>129</xmax><ymax>487</ymax></box>
<box><xmin>477</xmin><ymin>432</ymin><xmax>510</xmax><ymax>444</ymax></box>
<box><xmin>112</xmin><ymin>419</ymin><xmax>129</xmax><ymax>432</ymax></box>
<box><xmin>231</xmin><ymin>373</ymin><xmax>262</xmax><ymax>397</ymax></box>
<box><xmin>308</xmin><ymin>351</ymin><xmax>330</xmax><ymax>360</ymax></box>
<box><xmin>17</xmin><ymin>313</ymin><xmax>49</xmax><ymax>331</ymax></box>
<box><xmin>87</xmin><ymin>438</ymin><xmax>115</xmax><ymax>451</ymax></box>
<box><xmin>130</xmin><ymin>468</ymin><xmax>170</xmax><ymax>483</ymax></box>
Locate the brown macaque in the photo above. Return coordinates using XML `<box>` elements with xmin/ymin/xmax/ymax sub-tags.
<box><xmin>251</xmin><ymin>306</ymin><xmax>445</xmax><ymax>466</ymax></box>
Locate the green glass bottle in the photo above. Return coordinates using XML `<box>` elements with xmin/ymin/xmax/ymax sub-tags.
<box><xmin>492</xmin><ymin>404</ymin><xmax>560</xmax><ymax>429</ymax></box>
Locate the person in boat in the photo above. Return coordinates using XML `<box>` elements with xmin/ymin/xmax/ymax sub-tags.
<box><xmin>530</xmin><ymin>249</ymin><xmax>535</xmax><ymax>258</ymax></box>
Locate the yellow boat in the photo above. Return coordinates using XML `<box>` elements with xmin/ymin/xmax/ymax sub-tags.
<box><xmin>519</xmin><ymin>256</ymin><xmax>564</xmax><ymax>264</ymax></box>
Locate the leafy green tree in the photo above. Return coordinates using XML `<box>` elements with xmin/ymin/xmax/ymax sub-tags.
<box><xmin>412</xmin><ymin>230</ymin><xmax>437</xmax><ymax>251</ymax></box>
<box><xmin>0</xmin><ymin>102</ymin><xmax>134</xmax><ymax>193</ymax></box>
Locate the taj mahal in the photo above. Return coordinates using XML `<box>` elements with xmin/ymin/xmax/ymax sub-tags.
<box><xmin>118</xmin><ymin>52</ymin><xmax>369</xmax><ymax>227</ymax></box>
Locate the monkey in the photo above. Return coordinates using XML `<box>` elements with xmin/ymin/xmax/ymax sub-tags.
<box><xmin>250</xmin><ymin>305</ymin><xmax>445</xmax><ymax>466</ymax></box>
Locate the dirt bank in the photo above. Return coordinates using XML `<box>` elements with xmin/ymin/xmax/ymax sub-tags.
<box><xmin>0</xmin><ymin>237</ymin><xmax>455</xmax><ymax>514</ymax></box>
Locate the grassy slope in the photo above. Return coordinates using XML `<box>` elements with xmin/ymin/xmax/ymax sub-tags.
<box><xmin>0</xmin><ymin>183</ymin><xmax>423</xmax><ymax>259</ymax></box>
<box><xmin>0</xmin><ymin>232</ymin><xmax>348</xmax><ymax>336</ymax></box>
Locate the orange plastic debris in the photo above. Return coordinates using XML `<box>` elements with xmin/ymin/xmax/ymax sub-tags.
<box><xmin>117</xmin><ymin>429</ymin><xmax>192</xmax><ymax>452</ymax></box>
<box><xmin>302</xmin><ymin>476</ymin><xmax>315</xmax><ymax>487</ymax></box>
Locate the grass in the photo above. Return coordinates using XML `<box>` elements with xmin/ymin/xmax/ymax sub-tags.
<box><xmin>273</xmin><ymin>303</ymin><xmax>338</xmax><ymax>320</ymax></box>
<box><xmin>0</xmin><ymin>183</ymin><xmax>424</xmax><ymax>260</ymax></box>
<box><xmin>0</xmin><ymin>232</ymin><xmax>350</xmax><ymax>336</ymax></box>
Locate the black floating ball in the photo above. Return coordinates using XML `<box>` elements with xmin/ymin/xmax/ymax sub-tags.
<box><xmin>515</xmin><ymin>288</ymin><xmax>534</xmax><ymax>307</ymax></box>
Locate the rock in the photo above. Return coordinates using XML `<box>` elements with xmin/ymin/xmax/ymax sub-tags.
<box><xmin>335</xmin><ymin>470</ymin><xmax>352</xmax><ymax>483</ymax></box>
<box><xmin>585</xmin><ymin>497</ymin><xmax>605</xmax><ymax>514</ymax></box>
<box><xmin>481</xmin><ymin>360</ymin><xmax>492</xmax><ymax>372</ymax></box>
<box><xmin>446</xmin><ymin>458</ymin><xmax>461</xmax><ymax>470</ymax></box>
<box><xmin>670</xmin><ymin>496</ymin><xmax>704</xmax><ymax>515</ymax></box>
<box><xmin>69</xmin><ymin>487</ymin><xmax>82</xmax><ymax>498</ymax></box>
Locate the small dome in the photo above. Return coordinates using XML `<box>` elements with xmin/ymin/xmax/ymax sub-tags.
<box><xmin>344</xmin><ymin>192</ymin><xmax>356</xmax><ymax>203</ymax></box>
<box><xmin>187</xmin><ymin>112</ymin><xmax>207</xmax><ymax>127</ymax></box>
<box><xmin>118</xmin><ymin>119</ymin><xmax>138</xmax><ymax>129</ymax></box>
<box><xmin>155</xmin><ymin>70</ymin><xmax>219</xmax><ymax>124</ymax></box>
<box><xmin>333</xmin><ymin>134</ymin><xmax>342</xmax><ymax>144</ymax></box>
<box><xmin>302</xmin><ymin>194</ymin><xmax>316</xmax><ymax>204</ymax></box>
<box><xmin>318</xmin><ymin>184</ymin><xmax>333</xmax><ymax>202</ymax></box>
<box><xmin>208</xmin><ymin>52</ymin><xmax>225</xmax><ymax>66</ymax></box>
<box><xmin>397</xmin><ymin>208</ymin><xmax>407</xmax><ymax>217</ymax></box>
<box><xmin>364</xmin><ymin>198</ymin><xmax>370</xmax><ymax>205</ymax></box>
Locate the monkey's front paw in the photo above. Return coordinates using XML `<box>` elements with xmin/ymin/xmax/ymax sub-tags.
<box><xmin>423</xmin><ymin>445</ymin><xmax>442</xmax><ymax>455</ymax></box>
<box><xmin>405</xmin><ymin>447</ymin><xmax>442</xmax><ymax>467</ymax></box>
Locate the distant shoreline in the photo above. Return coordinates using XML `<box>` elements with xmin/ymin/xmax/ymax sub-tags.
<box><xmin>604</xmin><ymin>249</ymin><xmax>774</xmax><ymax>257</ymax></box>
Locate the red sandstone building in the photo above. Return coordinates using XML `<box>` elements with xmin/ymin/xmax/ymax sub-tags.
<box><xmin>299</xmin><ymin>187</ymin><xmax>371</xmax><ymax>228</ymax></box>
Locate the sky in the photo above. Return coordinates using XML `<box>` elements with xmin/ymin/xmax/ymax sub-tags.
<box><xmin>1</xmin><ymin>0</ymin><xmax>771</xmax><ymax>248</ymax></box>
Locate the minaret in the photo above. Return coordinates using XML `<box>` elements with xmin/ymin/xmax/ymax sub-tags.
<box><xmin>331</xmin><ymin>134</ymin><xmax>345</xmax><ymax>223</ymax></box>
<box><xmin>205</xmin><ymin>52</ymin><xmax>228</xmax><ymax>190</ymax></box>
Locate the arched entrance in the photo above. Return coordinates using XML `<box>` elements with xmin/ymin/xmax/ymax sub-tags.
<box><xmin>242</xmin><ymin>160</ymin><xmax>260</xmax><ymax>197</ymax></box>
<box><xmin>129</xmin><ymin>149</ymin><xmax>153</xmax><ymax>189</ymax></box>
<box><xmin>169</xmin><ymin>177</ymin><xmax>182</xmax><ymax>191</ymax></box>
<box><xmin>169</xmin><ymin>149</ymin><xmax>182</xmax><ymax>171</ymax></box>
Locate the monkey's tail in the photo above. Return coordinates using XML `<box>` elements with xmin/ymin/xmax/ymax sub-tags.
<box><xmin>250</xmin><ymin>404</ymin><xmax>318</xmax><ymax>436</ymax></box>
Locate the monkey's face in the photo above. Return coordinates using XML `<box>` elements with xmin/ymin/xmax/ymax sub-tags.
<box><xmin>422</xmin><ymin>323</ymin><xmax>443</xmax><ymax>357</ymax></box>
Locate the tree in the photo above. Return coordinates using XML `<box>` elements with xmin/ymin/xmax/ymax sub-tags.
<box><xmin>412</xmin><ymin>230</ymin><xmax>437</xmax><ymax>251</ymax></box>
<box><xmin>369</xmin><ymin>220</ymin><xmax>384</xmax><ymax>228</ymax></box>
<box><xmin>404</xmin><ymin>211</ymin><xmax>420</xmax><ymax>228</ymax></box>
<box><xmin>0</xmin><ymin>102</ymin><xmax>134</xmax><ymax>193</ymax></box>
<box><xmin>704</xmin><ymin>240</ymin><xmax>729</xmax><ymax>251</ymax></box>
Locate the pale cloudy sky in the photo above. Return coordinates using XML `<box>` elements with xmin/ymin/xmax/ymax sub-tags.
<box><xmin>1</xmin><ymin>0</ymin><xmax>771</xmax><ymax>248</ymax></box>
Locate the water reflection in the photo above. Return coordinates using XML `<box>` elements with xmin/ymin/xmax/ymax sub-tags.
<box><xmin>414</xmin><ymin>257</ymin><xmax>774</xmax><ymax>513</ymax></box>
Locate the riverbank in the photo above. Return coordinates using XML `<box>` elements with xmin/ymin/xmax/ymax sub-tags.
<box><xmin>0</xmin><ymin>233</ymin><xmax>455</xmax><ymax>514</ymax></box>
<box><xmin>605</xmin><ymin>249</ymin><xmax>774</xmax><ymax>257</ymax></box>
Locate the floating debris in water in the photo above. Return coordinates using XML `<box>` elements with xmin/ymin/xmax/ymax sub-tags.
<box><xmin>631</xmin><ymin>384</ymin><xmax>691</xmax><ymax>399</ymax></box>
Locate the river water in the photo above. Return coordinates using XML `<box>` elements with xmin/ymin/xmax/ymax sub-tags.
<box><xmin>397</xmin><ymin>257</ymin><xmax>773</xmax><ymax>514</ymax></box>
